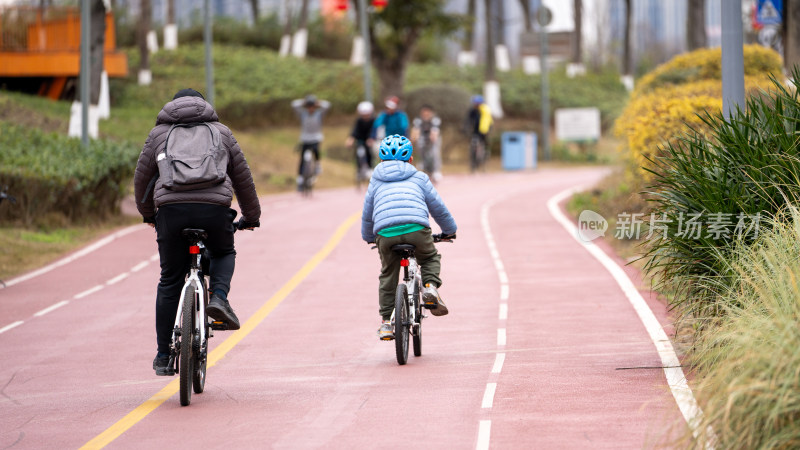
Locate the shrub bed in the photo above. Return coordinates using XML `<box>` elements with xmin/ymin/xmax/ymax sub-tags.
<box><xmin>0</xmin><ymin>123</ymin><xmax>139</xmax><ymax>226</ymax></box>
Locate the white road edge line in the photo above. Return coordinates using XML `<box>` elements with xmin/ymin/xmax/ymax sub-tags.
<box><xmin>34</xmin><ymin>300</ymin><xmax>69</xmax><ymax>317</ymax></box>
<box><xmin>0</xmin><ymin>321</ymin><xmax>24</xmax><ymax>334</ymax></box>
<box><xmin>491</xmin><ymin>353</ymin><xmax>506</xmax><ymax>374</ymax></box>
<box><xmin>1</xmin><ymin>225</ymin><xmax>145</xmax><ymax>289</ymax></box>
<box><xmin>499</xmin><ymin>303</ymin><xmax>508</xmax><ymax>321</ymax></box>
<box><xmin>131</xmin><ymin>261</ymin><xmax>149</xmax><ymax>272</ymax></box>
<box><xmin>500</xmin><ymin>284</ymin><xmax>509</xmax><ymax>301</ymax></box>
<box><xmin>481</xmin><ymin>383</ymin><xmax>497</xmax><ymax>408</ymax></box>
<box><xmin>476</xmin><ymin>420</ymin><xmax>492</xmax><ymax>450</ymax></box>
<box><xmin>106</xmin><ymin>273</ymin><xmax>130</xmax><ymax>286</ymax></box>
<box><xmin>74</xmin><ymin>285</ymin><xmax>104</xmax><ymax>299</ymax></box>
<box><xmin>547</xmin><ymin>186</ymin><xmax>716</xmax><ymax>448</ymax></box>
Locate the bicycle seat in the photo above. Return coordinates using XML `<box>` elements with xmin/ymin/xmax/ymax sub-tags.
<box><xmin>391</xmin><ymin>243</ymin><xmax>416</xmax><ymax>255</ymax></box>
<box><xmin>181</xmin><ymin>228</ymin><xmax>208</xmax><ymax>242</ymax></box>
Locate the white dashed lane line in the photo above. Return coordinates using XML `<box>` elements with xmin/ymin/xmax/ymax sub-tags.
<box><xmin>33</xmin><ymin>300</ymin><xmax>69</xmax><ymax>317</ymax></box>
<box><xmin>0</xmin><ymin>255</ymin><xmax>159</xmax><ymax>335</ymax></box>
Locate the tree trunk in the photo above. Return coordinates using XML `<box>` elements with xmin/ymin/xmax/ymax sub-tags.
<box><xmin>623</xmin><ymin>0</ymin><xmax>632</xmax><ymax>75</ymax></box>
<box><xmin>785</xmin><ymin>0</ymin><xmax>800</xmax><ymax>71</ymax></box>
<box><xmin>519</xmin><ymin>0</ymin><xmax>531</xmax><ymax>32</ymax></box>
<box><xmin>572</xmin><ymin>0</ymin><xmax>582</xmax><ymax>63</ymax></box>
<box><xmin>687</xmin><ymin>0</ymin><xmax>707</xmax><ymax>50</ymax></box>
<box><xmin>374</xmin><ymin>57</ymin><xmax>407</xmax><ymax>101</ymax></box>
<box><xmin>89</xmin><ymin>0</ymin><xmax>106</xmax><ymax>105</ymax></box>
<box><xmin>465</xmin><ymin>0</ymin><xmax>477</xmax><ymax>50</ymax></box>
<box><xmin>167</xmin><ymin>0</ymin><xmax>175</xmax><ymax>23</ymax></box>
<box><xmin>249</xmin><ymin>0</ymin><xmax>259</xmax><ymax>25</ymax></box>
<box><xmin>495</xmin><ymin>0</ymin><xmax>505</xmax><ymax>45</ymax></box>
<box><xmin>484</xmin><ymin>0</ymin><xmax>496</xmax><ymax>81</ymax></box>
<box><xmin>297</xmin><ymin>0</ymin><xmax>309</xmax><ymax>30</ymax></box>
<box><xmin>139</xmin><ymin>0</ymin><xmax>151</xmax><ymax>72</ymax></box>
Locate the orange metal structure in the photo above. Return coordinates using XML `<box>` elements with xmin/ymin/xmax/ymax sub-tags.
<box><xmin>0</xmin><ymin>7</ymin><xmax>128</xmax><ymax>99</ymax></box>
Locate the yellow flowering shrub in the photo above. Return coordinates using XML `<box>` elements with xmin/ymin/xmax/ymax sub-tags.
<box><xmin>615</xmin><ymin>44</ymin><xmax>782</xmax><ymax>179</ymax></box>
<box><xmin>634</xmin><ymin>44</ymin><xmax>782</xmax><ymax>97</ymax></box>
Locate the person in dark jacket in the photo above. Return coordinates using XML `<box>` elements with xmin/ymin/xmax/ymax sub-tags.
<box><xmin>134</xmin><ymin>88</ymin><xmax>261</xmax><ymax>376</ymax></box>
<box><xmin>346</xmin><ymin>101</ymin><xmax>376</xmax><ymax>169</ymax></box>
<box><xmin>362</xmin><ymin>135</ymin><xmax>457</xmax><ymax>340</ymax></box>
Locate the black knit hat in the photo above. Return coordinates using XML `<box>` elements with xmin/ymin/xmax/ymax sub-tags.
<box><xmin>173</xmin><ymin>88</ymin><xmax>205</xmax><ymax>100</ymax></box>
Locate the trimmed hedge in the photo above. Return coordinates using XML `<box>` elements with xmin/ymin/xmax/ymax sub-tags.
<box><xmin>0</xmin><ymin>123</ymin><xmax>139</xmax><ymax>226</ymax></box>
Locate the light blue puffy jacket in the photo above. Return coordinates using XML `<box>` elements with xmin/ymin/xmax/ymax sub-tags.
<box><xmin>361</xmin><ymin>160</ymin><xmax>457</xmax><ymax>242</ymax></box>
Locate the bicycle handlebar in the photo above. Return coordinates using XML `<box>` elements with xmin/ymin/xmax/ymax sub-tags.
<box><xmin>432</xmin><ymin>233</ymin><xmax>456</xmax><ymax>243</ymax></box>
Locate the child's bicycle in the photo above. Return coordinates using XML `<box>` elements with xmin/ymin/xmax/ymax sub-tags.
<box><xmin>166</xmin><ymin>221</ymin><xmax>249</xmax><ymax>406</ymax></box>
<box><xmin>382</xmin><ymin>233</ymin><xmax>453</xmax><ymax>365</ymax></box>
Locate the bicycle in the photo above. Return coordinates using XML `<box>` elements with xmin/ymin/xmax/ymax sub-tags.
<box><xmin>469</xmin><ymin>133</ymin><xmax>488</xmax><ymax>173</ymax></box>
<box><xmin>416</xmin><ymin>135</ymin><xmax>436</xmax><ymax>180</ymax></box>
<box><xmin>298</xmin><ymin>146</ymin><xmax>317</xmax><ymax>197</ymax></box>
<box><xmin>383</xmin><ymin>233</ymin><xmax>453</xmax><ymax>365</ymax></box>
<box><xmin>166</xmin><ymin>221</ymin><xmax>248</xmax><ymax>406</ymax></box>
<box><xmin>354</xmin><ymin>140</ymin><xmax>372</xmax><ymax>189</ymax></box>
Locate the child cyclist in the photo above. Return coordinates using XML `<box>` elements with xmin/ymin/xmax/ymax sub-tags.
<box><xmin>361</xmin><ymin>135</ymin><xmax>457</xmax><ymax>339</ymax></box>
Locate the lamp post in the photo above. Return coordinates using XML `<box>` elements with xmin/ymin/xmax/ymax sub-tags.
<box><xmin>357</xmin><ymin>0</ymin><xmax>373</xmax><ymax>103</ymax></box>
<box><xmin>80</xmin><ymin>0</ymin><xmax>90</xmax><ymax>148</ymax></box>
<box><xmin>721</xmin><ymin>0</ymin><xmax>744</xmax><ymax>118</ymax></box>
<box><xmin>204</xmin><ymin>0</ymin><xmax>215</xmax><ymax>105</ymax></box>
<box><xmin>537</xmin><ymin>6</ymin><xmax>551</xmax><ymax>160</ymax></box>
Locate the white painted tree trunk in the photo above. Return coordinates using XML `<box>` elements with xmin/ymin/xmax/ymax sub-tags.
<box><xmin>68</xmin><ymin>102</ymin><xmax>100</xmax><ymax>139</ymax></box>
<box><xmin>138</xmin><ymin>69</ymin><xmax>152</xmax><ymax>86</ymax></box>
<box><xmin>279</xmin><ymin>34</ymin><xmax>292</xmax><ymax>57</ymax></box>
<box><xmin>483</xmin><ymin>80</ymin><xmax>504</xmax><ymax>118</ymax></box>
<box><xmin>495</xmin><ymin>44</ymin><xmax>510</xmax><ymax>71</ymax></box>
<box><xmin>164</xmin><ymin>24</ymin><xmax>178</xmax><ymax>50</ymax></box>
<box><xmin>566</xmin><ymin>63</ymin><xmax>586</xmax><ymax>78</ymax></box>
<box><xmin>457</xmin><ymin>50</ymin><xmax>477</xmax><ymax>67</ymax></box>
<box><xmin>291</xmin><ymin>28</ymin><xmax>308</xmax><ymax>58</ymax></box>
<box><xmin>620</xmin><ymin>74</ymin><xmax>634</xmax><ymax>91</ymax></box>
<box><xmin>350</xmin><ymin>35</ymin><xmax>364</xmax><ymax>66</ymax></box>
<box><xmin>98</xmin><ymin>71</ymin><xmax>110</xmax><ymax>119</ymax></box>
<box><xmin>522</xmin><ymin>56</ymin><xmax>540</xmax><ymax>74</ymax></box>
<box><xmin>146</xmin><ymin>30</ymin><xmax>159</xmax><ymax>54</ymax></box>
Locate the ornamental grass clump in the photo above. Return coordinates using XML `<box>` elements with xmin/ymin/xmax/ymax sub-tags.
<box><xmin>642</xmin><ymin>71</ymin><xmax>800</xmax><ymax>322</ymax></box>
<box><xmin>687</xmin><ymin>207</ymin><xmax>800</xmax><ymax>449</ymax></box>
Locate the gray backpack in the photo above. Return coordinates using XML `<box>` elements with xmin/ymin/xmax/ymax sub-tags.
<box><xmin>156</xmin><ymin>123</ymin><xmax>228</xmax><ymax>191</ymax></box>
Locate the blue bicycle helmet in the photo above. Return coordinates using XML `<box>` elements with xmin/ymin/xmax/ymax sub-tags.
<box><xmin>471</xmin><ymin>94</ymin><xmax>484</xmax><ymax>104</ymax></box>
<box><xmin>379</xmin><ymin>135</ymin><xmax>413</xmax><ymax>161</ymax></box>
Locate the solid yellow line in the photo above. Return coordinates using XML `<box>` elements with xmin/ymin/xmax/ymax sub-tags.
<box><xmin>81</xmin><ymin>211</ymin><xmax>360</xmax><ymax>450</ymax></box>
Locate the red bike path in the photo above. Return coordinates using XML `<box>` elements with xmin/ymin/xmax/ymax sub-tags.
<box><xmin>0</xmin><ymin>167</ymin><xmax>689</xmax><ymax>449</ymax></box>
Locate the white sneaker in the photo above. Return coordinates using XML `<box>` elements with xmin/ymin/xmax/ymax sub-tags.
<box><xmin>422</xmin><ymin>284</ymin><xmax>448</xmax><ymax>316</ymax></box>
<box><xmin>377</xmin><ymin>320</ymin><xmax>394</xmax><ymax>340</ymax></box>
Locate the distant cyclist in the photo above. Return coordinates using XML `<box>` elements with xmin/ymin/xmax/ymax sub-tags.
<box><xmin>361</xmin><ymin>135</ymin><xmax>457</xmax><ymax>340</ymax></box>
<box><xmin>346</xmin><ymin>101</ymin><xmax>376</xmax><ymax>171</ymax></box>
<box><xmin>371</xmin><ymin>95</ymin><xmax>409</xmax><ymax>141</ymax></box>
<box><xmin>410</xmin><ymin>104</ymin><xmax>442</xmax><ymax>182</ymax></box>
<box><xmin>292</xmin><ymin>94</ymin><xmax>331</xmax><ymax>189</ymax></box>
<box><xmin>133</xmin><ymin>88</ymin><xmax>261</xmax><ymax>376</ymax></box>
<box><xmin>466</xmin><ymin>95</ymin><xmax>493</xmax><ymax>171</ymax></box>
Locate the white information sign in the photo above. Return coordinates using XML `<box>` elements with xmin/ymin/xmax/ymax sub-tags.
<box><xmin>555</xmin><ymin>107</ymin><xmax>601</xmax><ymax>142</ymax></box>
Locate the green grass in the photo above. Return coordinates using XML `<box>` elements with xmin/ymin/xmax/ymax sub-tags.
<box><xmin>686</xmin><ymin>207</ymin><xmax>800</xmax><ymax>449</ymax></box>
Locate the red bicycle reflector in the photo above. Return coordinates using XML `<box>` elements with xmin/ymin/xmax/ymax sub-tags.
<box><xmin>373</xmin><ymin>0</ymin><xmax>388</xmax><ymax>8</ymax></box>
<box><xmin>189</xmin><ymin>245</ymin><xmax>200</xmax><ymax>254</ymax></box>
<box><xmin>400</xmin><ymin>259</ymin><xmax>409</xmax><ymax>267</ymax></box>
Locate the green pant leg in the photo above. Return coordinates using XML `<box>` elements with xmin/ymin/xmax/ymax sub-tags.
<box><xmin>376</xmin><ymin>235</ymin><xmax>402</xmax><ymax>320</ymax></box>
<box><xmin>406</xmin><ymin>228</ymin><xmax>442</xmax><ymax>288</ymax></box>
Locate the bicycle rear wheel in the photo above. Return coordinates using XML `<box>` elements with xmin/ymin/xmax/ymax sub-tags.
<box><xmin>394</xmin><ymin>284</ymin><xmax>409</xmax><ymax>365</ymax></box>
<box><xmin>412</xmin><ymin>281</ymin><xmax>422</xmax><ymax>357</ymax></box>
<box><xmin>179</xmin><ymin>285</ymin><xmax>196</xmax><ymax>406</ymax></box>
<box><xmin>192</xmin><ymin>286</ymin><xmax>208</xmax><ymax>394</ymax></box>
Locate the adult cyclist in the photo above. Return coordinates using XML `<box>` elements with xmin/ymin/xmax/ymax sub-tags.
<box><xmin>466</xmin><ymin>95</ymin><xmax>493</xmax><ymax>172</ymax></box>
<box><xmin>292</xmin><ymin>94</ymin><xmax>331</xmax><ymax>189</ymax></box>
<box><xmin>371</xmin><ymin>95</ymin><xmax>409</xmax><ymax>141</ymax></box>
<box><xmin>346</xmin><ymin>101</ymin><xmax>376</xmax><ymax>176</ymax></box>
<box><xmin>134</xmin><ymin>88</ymin><xmax>261</xmax><ymax>376</ymax></box>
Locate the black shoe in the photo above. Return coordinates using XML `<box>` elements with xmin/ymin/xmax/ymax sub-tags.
<box><xmin>153</xmin><ymin>353</ymin><xmax>174</xmax><ymax>376</ymax></box>
<box><xmin>207</xmin><ymin>294</ymin><xmax>241</xmax><ymax>330</ymax></box>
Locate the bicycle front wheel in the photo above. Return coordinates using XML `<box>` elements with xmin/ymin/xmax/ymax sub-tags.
<box><xmin>394</xmin><ymin>283</ymin><xmax>409</xmax><ymax>365</ymax></box>
<box><xmin>179</xmin><ymin>284</ymin><xmax>196</xmax><ymax>406</ymax></box>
